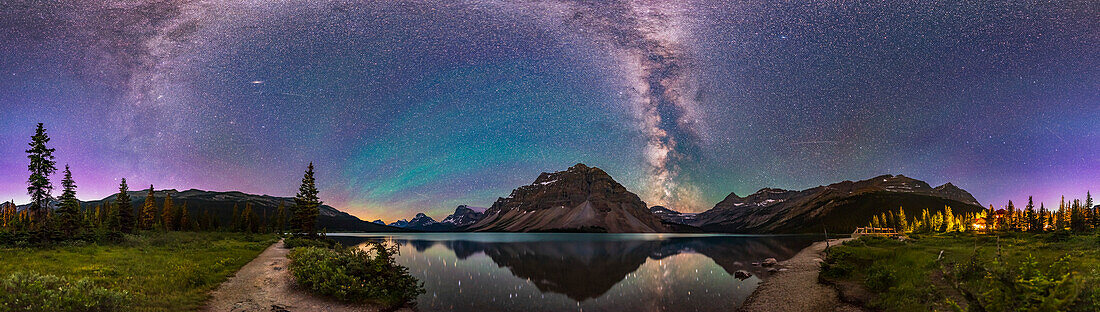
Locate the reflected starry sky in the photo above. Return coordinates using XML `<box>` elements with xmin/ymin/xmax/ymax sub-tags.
<box><xmin>334</xmin><ymin>233</ymin><xmax>808</xmax><ymax>311</ymax></box>
<box><xmin>0</xmin><ymin>0</ymin><xmax>1096</xmax><ymax>221</ymax></box>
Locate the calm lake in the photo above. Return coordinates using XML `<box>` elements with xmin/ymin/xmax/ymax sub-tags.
<box><xmin>329</xmin><ymin>233</ymin><xmax>818</xmax><ymax>312</ymax></box>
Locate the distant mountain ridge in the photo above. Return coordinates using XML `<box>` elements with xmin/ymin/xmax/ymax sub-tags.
<box><xmin>689</xmin><ymin>174</ymin><xmax>986</xmax><ymax>233</ymax></box>
<box><xmin>383</xmin><ymin>205</ymin><xmax>486</xmax><ymax>231</ymax></box>
<box><xmin>649</xmin><ymin>206</ymin><xmax>697</xmax><ymax>225</ymax></box>
<box><xmin>50</xmin><ymin>189</ymin><xmax>403</xmax><ymax>232</ymax></box>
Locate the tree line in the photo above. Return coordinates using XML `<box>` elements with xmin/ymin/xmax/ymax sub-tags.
<box><xmin>0</xmin><ymin>123</ymin><xmax>324</xmax><ymax>244</ymax></box>
<box><xmin>867</xmin><ymin>193</ymin><xmax>1099</xmax><ymax>234</ymax></box>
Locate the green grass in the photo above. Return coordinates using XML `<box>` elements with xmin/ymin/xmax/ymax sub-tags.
<box><xmin>823</xmin><ymin>232</ymin><xmax>1100</xmax><ymax>311</ymax></box>
<box><xmin>0</xmin><ymin>231</ymin><xmax>277</xmax><ymax>311</ymax></box>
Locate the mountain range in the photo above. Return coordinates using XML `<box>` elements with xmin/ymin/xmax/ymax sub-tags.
<box><xmin>688</xmin><ymin>174</ymin><xmax>986</xmax><ymax>233</ymax></box>
<box><xmin>18</xmin><ymin>189</ymin><xmax>404</xmax><ymax>232</ymax></box>
<box><xmin>379</xmin><ymin>165</ymin><xmax>985</xmax><ymax>234</ymax></box>
<box><xmin>11</xmin><ymin>164</ymin><xmax>986</xmax><ymax>234</ymax></box>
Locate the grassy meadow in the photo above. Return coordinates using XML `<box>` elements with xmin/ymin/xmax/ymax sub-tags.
<box><xmin>0</xmin><ymin>232</ymin><xmax>276</xmax><ymax>311</ymax></box>
<box><xmin>822</xmin><ymin>233</ymin><xmax>1100</xmax><ymax>311</ymax></box>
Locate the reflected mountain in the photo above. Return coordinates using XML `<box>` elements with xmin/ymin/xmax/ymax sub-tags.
<box><xmin>333</xmin><ymin>235</ymin><xmax>816</xmax><ymax>301</ymax></box>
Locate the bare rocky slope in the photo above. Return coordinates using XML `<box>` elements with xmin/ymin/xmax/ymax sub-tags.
<box><xmin>466</xmin><ymin>163</ymin><xmax>668</xmax><ymax>233</ymax></box>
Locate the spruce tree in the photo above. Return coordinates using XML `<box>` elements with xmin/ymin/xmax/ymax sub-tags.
<box><xmin>231</xmin><ymin>204</ymin><xmax>241</xmax><ymax>231</ymax></box>
<box><xmin>55</xmin><ymin>165</ymin><xmax>82</xmax><ymax>236</ymax></box>
<box><xmin>1</xmin><ymin>201</ymin><xmax>17</xmax><ymax>229</ymax></box>
<box><xmin>25</xmin><ymin>123</ymin><xmax>57</xmax><ymax>224</ymax></box>
<box><xmin>1038</xmin><ymin>203</ymin><xmax>1048</xmax><ymax>232</ymax></box>
<box><xmin>896</xmin><ymin>207</ymin><xmax>908</xmax><ymax>232</ymax></box>
<box><xmin>241</xmin><ymin>202</ymin><xmax>254</xmax><ymax>233</ymax></box>
<box><xmin>178</xmin><ymin>202</ymin><xmax>190</xmax><ymax>231</ymax></box>
<box><xmin>140</xmin><ymin>186</ymin><xmax>157</xmax><ymax>230</ymax></box>
<box><xmin>161</xmin><ymin>192</ymin><xmax>175</xmax><ymax>231</ymax></box>
<box><xmin>1025</xmin><ymin>196</ymin><xmax>1038</xmax><ymax>232</ymax></box>
<box><xmin>116</xmin><ymin>180</ymin><xmax>134</xmax><ymax>233</ymax></box>
<box><xmin>274</xmin><ymin>202</ymin><xmax>287</xmax><ymax>234</ymax></box>
<box><xmin>291</xmin><ymin>162</ymin><xmax>322</xmax><ymax>236</ymax></box>
<box><xmin>985</xmin><ymin>204</ymin><xmax>997</xmax><ymax>231</ymax></box>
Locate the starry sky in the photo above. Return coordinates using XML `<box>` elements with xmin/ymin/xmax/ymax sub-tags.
<box><xmin>0</xmin><ymin>0</ymin><xmax>1096</xmax><ymax>222</ymax></box>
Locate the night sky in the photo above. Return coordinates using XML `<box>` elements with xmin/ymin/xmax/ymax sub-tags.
<box><xmin>1</xmin><ymin>0</ymin><xmax>1096</xmax><ymax>222</ymax></box>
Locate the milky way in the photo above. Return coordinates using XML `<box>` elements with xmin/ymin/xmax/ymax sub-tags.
<box><xmin>0</xmin><ymin>0</ymin><xmax>1096</xmax><ymax>220</ymax></box>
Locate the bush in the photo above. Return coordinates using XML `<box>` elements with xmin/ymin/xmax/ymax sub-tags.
<box><xmin>865</xmin><ymin>265</ymin><xmax>898</xmax><ymax>292</ymax></box>
<box><xmin>821</xmin><ymin>248</ymin><xmax>855</xmax><ymax>279</ymax></box>
<box><xmin>0</xmin><ymin>271</ymin><xmax>129</xmax><ymax>312</ymax></box>
<box><xmin>974</xmin><ymin>254</ymin><xmax>1082</xmax><ymax>311</ymax></box>
<box><xmin>288</xmin><ymin>243</ymin><xmax>424</xmax><ymax>309</ymax></box>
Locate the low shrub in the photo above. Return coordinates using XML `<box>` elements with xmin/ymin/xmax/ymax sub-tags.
<box><xmin>973</xmin><ymin>254</ymin><xmax>1082</xmax><ymax>311</ymax></box>
<box><xmin>288</xmin><ymin>243</ymin><xmax>424</xmax><ymax>309</ymax></box>
<box><xmin>865</xmin><ymin>265</ymin><xmax>898</xmax><ymax>292</ymax></box>
<box><xmin>0</xmin><ymin>271</ymin><xmax>129</xmax><ymax>312</ymax></box>
<box><xmin>821</xmin><ymin>248</ymin><xmax>855</xmax><ymax>279</ymax></box>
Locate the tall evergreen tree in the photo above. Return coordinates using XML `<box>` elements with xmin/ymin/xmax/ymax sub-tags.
<box><xmin>178</xmin><ymin>202</ymin><xmax>190</xmax><ymax>231</ymax></box>
<box><xmin>55</xmin><ymin>165</ymin><xmax>82</xmax><ymax>236</ymax></box>
<box><xmin>291</xmin><ymin>162</ymin><xmax>322</xmax><ymax>236</ymax></box>
<box><xmin>116</xmin><ymin>180</ymin><xmax>134</xmax><ymax>233</ymax></box>
<box><xmin>274</xmin><ymin>202</ymin><xmax>287</xmax><ymax>234</ymax></box>
<box><xmin>1087</xmin><ymin>191</ymin><xmax>1097</xmax><ymax>228</ymax></box>
<box><xmin>241</xmin><ymin>202</ymin><xmax>254</xmax><ymax>233</ymax></box>
<box><xmin>140</xmin><ymin>186</ymin><xmax>157</xmax><ymax>230</ymax></box>
<box><xmin>161</xmin><ymin>192</ymin><xmax>175</xmax><ymax>231</ymax></box>
<box><xmin>231</xmin><ymin>203</ymin><xmax>241</xmax><ymax>231</ymax></box>
<box><xmin>1</xmin><ymin>201</ymin><xmax>17</xmax><ymax>229</ymax></box>
<box><xmin>1024</xmin><ymin>196</ymin><xmax>1038</xmax><ymax>232</ymax></box>
<box><xmin>1038</xmin><ymin>203</ymin><xmax>1048</xmax><ymax>232</ymax></box>
<box><xmin>25</xmin><ymin>123</ymin><xmax>57</xmax><ymax>224</ymax></box>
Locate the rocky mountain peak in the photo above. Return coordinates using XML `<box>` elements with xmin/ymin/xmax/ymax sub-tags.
<box><xmin>933</xmin><ymin>182</ymin><xmax>980</xmax><ymax>206</ymax></box>
<box><xmin>468</xmin><ymin>164</ymin><xmax>667</xmax><ymax>233</ymax></box>
<box><xmin>441</xmin><ymin>205</ymin><xmax>486</xmax><ymax>227</ymax></box>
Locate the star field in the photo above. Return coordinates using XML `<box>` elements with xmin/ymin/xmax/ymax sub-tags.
<box><xmin>0</xmin><ymin>0</ymin><xmax>1096</xmax><ymax>221</ymax></box>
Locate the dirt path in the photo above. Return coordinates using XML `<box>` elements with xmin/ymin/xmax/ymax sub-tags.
<box><xmin>202</xmin><ymin>239</ymin><xmax>399</xmax><ymax>312</ymax></box>
<box><xmin>739</xmin><ymin>238</ymin><xmax>865</xmax><ymax>312</ymax></box>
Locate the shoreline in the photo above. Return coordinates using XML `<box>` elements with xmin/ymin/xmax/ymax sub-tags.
<box><xmin>202</xmin><ymin>239</ymin><xmax>408</xmax><ymax>312</ymax></box>
<box><xmin>739</xmin><ymin>238</ymin><xmax>864</xmax><ymax>312</ymax></box>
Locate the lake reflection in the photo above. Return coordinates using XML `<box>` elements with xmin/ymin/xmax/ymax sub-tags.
<box><xmin>329</xmin><ymin>233</ymin><xmax>816</xmax><ymax>312</ymax></box>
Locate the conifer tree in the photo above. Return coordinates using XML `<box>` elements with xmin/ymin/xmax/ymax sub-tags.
<box><xmin>178</xmin><ymin>202</ymin><xmax>190</xmax><ymax>231</ymax></box>
<box><xmin>55</xmin><ymin>165</ymin><xmax>82</xmax><ymax>236</ymax></box>
<box><xmin>116</xmin><ymin>180</ymin><xmax>134</xmax><ymax>233</ymax></box>
<box><xmin>241</xmin><ymin>202</ymin><xmax>254</xmax><ymax>233</ymax></box>
<box><xmin>1</xmin><ymin>201</ymin><xmax>17</xmax><ymax>229</ymax></box>
<box><xmin>274</xmin><ymin>202</ymin><xmax>287</xmax><ymax>234</ymax></box>
<box><xmin>895</xmin><ymin>207</ymin><xmax>908</xmax><ymax>232</ymax></box>
<box><xmin>291</xmin><ymin>162</ymin><xmax>322</xmax><ymax>236</ymax></box>
<box><xmin>231</xmin><ymin>203</ymin><xmax>241</xmax><ymax>231</ymax></box>
<box><xmin>1070</xmin><ymin>199</ymin><xmax>1086</xmax><ymax>232</ymax></box>
<box><xmin>1086</xmin><ymin>191</ymin><xmax>1096</xmax><ymax>228</ymax></box>
<box><xmin>943</xmin><ymin>206</ymin><xmax>955</xmax><ymax>232</ymax></box>
<box><xmin>1025</xmin><ymin>196</ymin><xmax>1038</xmax><ymax>232</ymax></box>
<box><xmin>984</xmin><ymin>204</ymin><xmax>996</xmax><ymax>231</ymax></box>
<box><xmin>161</xmin><ymin>192</ymin><xmax>175</xmax><ymax>231</ymax></box>
<box><xmin>25</xmin><ymin>123</ymin><xmax>57</xmax><ymax>224</ymax></box>
<box><xmin>1038</xmin><ymin>203</ymin><xmax>1048</xmax><ymax>232</ymax></box>
<box><xmin>140</xmin><ymin>186</ymin><xmax>157</xmax><ymax>230</ymax></box>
